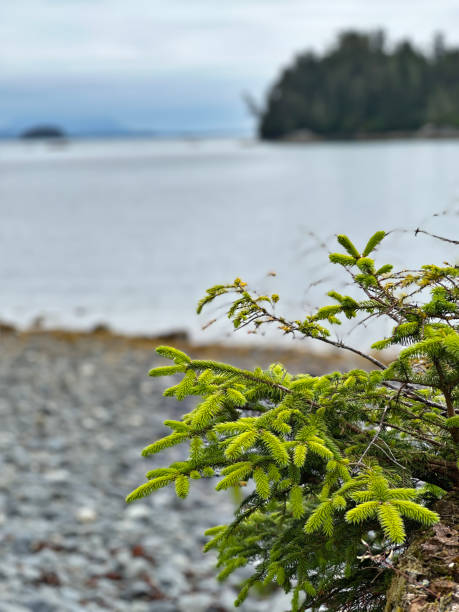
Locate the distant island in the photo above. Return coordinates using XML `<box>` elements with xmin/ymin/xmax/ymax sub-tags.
<box><xmin>20</xmin><ymin>125</ymin><xmax>66</xmax><ymax>140</ymax></box>
<box><xmin>258</xmin><ymin>31</ymin><xmax>459</xmax><ymax>141</ymax></box>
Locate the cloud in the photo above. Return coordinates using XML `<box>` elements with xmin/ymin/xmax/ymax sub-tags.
<box><xmin>2</xmin><ymin>0</ymin><xmax>459</xmax><ymax>79</ymax></box>
<box><xmin>2</xmin><ymin>0</ymin><xmax>459</xmax><ymax>131</ymax></box>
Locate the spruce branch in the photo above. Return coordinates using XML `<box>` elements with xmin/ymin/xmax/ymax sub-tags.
<box><xmin>126</xmin><ymin>229</ymin><xmax>458</xmax><ymax>612</ymax></box>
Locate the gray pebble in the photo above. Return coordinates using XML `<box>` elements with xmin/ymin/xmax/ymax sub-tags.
<box><xmin>0</xmin><ymin>604</ymin><xmax>31</xmax><ymax>612</ymax></box>
<box><xmin>147</xmin><ymin>603</ymin><xmax>181</xmax><ymax>612</ymax></box>
<box><xmin>0</xmin><ymin>335</ymin><xmax>289</xmax><ymax>612</ymax></box>
<box><xmin>24</xmin><ymin>601</ymin><xmax>58</xmax><ymax>612</ymax></box>
<box><xmin>179</xmin><ymin>592</ymin><xmax>215</xmax><ymax>612</ymax></box>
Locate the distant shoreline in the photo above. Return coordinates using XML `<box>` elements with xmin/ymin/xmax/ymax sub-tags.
<box><xmin>274</xmin><ymin>125</ymin><xmax>459</xmax><ymax>143</ymax></box>
<box><xmin>0</xmin><ymin>322</ymin><xmax>379</xmax><ymax>374</ymax></box>
<box><xmin>3</xmin><ymin>131</ymin><xmax>459</xmax><ymax>145</ymax></box>
<box><xmin>0</xmin><ymin>128</ymin><xmax>254</xmax><ymax>143</ymax></box>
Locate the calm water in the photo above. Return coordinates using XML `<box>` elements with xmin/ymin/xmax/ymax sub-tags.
<box><xmin>1</xmin><ymin>137</ymin><xmax>458</xmax><ymax>348</ymax></box>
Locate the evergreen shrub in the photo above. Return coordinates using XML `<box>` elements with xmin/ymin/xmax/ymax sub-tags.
<box><xmin>127</xmin><ymin>231</ymin><xmax>458</xmax><ymax>610</ymax></box>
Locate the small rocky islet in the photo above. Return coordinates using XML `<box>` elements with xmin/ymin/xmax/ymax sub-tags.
<box><xmin>0</xmin><ymin>330</ymin><xmax>313</xmax><ymax>612</ymax></box>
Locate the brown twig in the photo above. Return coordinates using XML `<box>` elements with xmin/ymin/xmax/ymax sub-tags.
<box><xmin>414</xmin><ymin>228</ymin><xmax>459</xmax><ymax>245</ymax></box>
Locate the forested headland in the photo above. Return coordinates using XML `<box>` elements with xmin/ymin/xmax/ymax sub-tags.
<box><xmin>259</xmin><ymin>31</ymin><xmax>459</xmax><ymax>140</ymax></box>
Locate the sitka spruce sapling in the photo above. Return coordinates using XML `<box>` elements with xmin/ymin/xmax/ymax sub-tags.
<box><xmin>127</xmin><ymin>231</ymin><xmax>458</xmax><ymax>611</ymax></box>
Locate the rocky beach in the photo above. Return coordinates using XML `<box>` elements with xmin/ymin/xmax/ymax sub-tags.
<box><xmin>0</xmin><ymin>329</ymin><xmax>359</xmax><ymax>612</ymax></box>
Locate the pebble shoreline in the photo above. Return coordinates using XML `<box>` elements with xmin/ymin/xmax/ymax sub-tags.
<box><xmin>0</xmin><ymin>332</ymin><xmax>299</xmax><ymax>612</ymax></box>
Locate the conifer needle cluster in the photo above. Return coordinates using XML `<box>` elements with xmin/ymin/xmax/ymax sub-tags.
<box><xmin>127</xmin><ymin>231</ymin><xmax>458</xmax><ymax>611</ymax></box>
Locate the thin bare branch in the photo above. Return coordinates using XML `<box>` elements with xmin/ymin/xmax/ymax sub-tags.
<box><xmin>414</xmin><ymin>228</ymin><xmax>459</xmax><ymax>245</ymax></box>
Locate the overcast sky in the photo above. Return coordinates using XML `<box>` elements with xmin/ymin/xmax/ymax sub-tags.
<box><xmin>2</xmin><ymin>0</ymin><xmax>459</xmax><ymax>134</ymax></box>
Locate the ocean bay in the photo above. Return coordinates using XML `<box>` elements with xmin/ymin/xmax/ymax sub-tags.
<box><xmin>1</xmin><ymin>137</ymin><xmax>458</xmax><ymax>347</ymax></box>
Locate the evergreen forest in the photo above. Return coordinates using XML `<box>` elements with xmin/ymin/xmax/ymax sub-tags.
<box><xmin>259</xmin><ymin>31</ymin><xmax>459</xmax><ymax>140</ymax></box>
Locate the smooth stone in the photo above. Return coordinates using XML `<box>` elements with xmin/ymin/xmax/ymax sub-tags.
<box><xmin>82</xmin><ymin>417</ymin><xmax>97</xmax><ymax>430</ymax></box>
<box><xmin>46</xmin><ymin>438</ymin><xmax>66</xmax><ymax>451</ymax></box>
<box><xmin>75</xmin><ymin>507</ymin><xmax>97</xmax><ymax>523</ymax></box>
<box><xmin>0</xmin><ymin>563</ymin><xmax>19</xmax><ymax>578</ymax></box>
<box><xmin>93</xmin><ymin>578</ymin><xmax>120</xmax><ymax>598</ymax></box>
<box><xmin>122</xmin><ymin>580</ymin><xmax>152</xmax><ymax>599</ymax></box>
<box><xmin>24</xmin><ymin>601</ymin><xmax>58</xmax><ymax>612</ymax></box>
<box><xmin>58</xmin><ymin>587</ymin><xmax>81</xmax><ymax>601</ymax></box>
<box><xmin>114</xmin><ymin>549</ymin><xmax>132</xmax><ymax>566</ymax></box>
<box><xmin>130</xmin><ymin>603</ymin><xmax>152</xmax><ymax>612</ymax></box>
<box><xmin>147</xmin><ymin>603</ymin><xmax>180</xmax><ymax>612</ymax></box>
<box><xmin>178</xmin><ymin>592</ymin><xmax>214</xmax><ymax>612</ymax></box>
<box><xmin>96</xmin><ymin>435</ymin><xmax>115</xmax><ymax>450</ymax></box>
<box><xmin>124</xmin><ymin>504</ymin><xmax>151</xmax><ymax>521</ymax></box>
<box><xmin>12</xmin><ymin>536</ymin><xmax>32</xmax><ymax>555</ymax></box>
<box><xmin>19</xmin><ymin>565</ymin><xmax>41</xmax><ymax>581</ymax></box>
<box><xmin>44</xmin><ymin>470</ymin><xmax>70</xmax><ymax>483</ymax></box>
<box><xmin>154</xmin><ymin>565</ymin><xmax>188</xmax><ymax>597</ymax></box>
<box><xmin>128</xmin><ymin>414</ymin><xmax>144</xmax><ymax>427</ymax></box>
<box><xmin>19</xmin><ymin>485</ymin><xmax>48</xmax><ymax>502</ymax></box>
<box><xmin>93</xmin><ymin>406</ymin><xmax>110</xmax><ymax>420</ymax></box>
<box><xmin>66</xmin><ymin>554</ymin><xmax>90</xmax><ymax>570</ymax></box>
<box><xmin>198</xmin><ymin>578</ymin><xmax>220</xmax><ymax>593</ymax></box>
<box><xmin>80</xmin><ymin>363</ymin><xmax>96</xmax><ymax>377</ymax></box>
<box><xmin>218</xmin><ymin>589</ymin><xmax>238</xmax><ymax>609</ymax></box>
<box><xmin>124</xmin><ymin>557</ymin><xmax>151</xmax><ymax>579</ymax></box>
<box><xmin>168</xmin><ymin>552</ymin><xmax>190</xmax><ymax>571</ymax></box>
<box><xmin>33</xmin><ymin>548</ymin><xmax>59</xmax><ymax>566</ymax></box>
